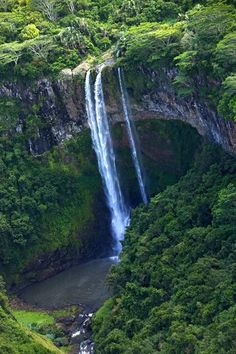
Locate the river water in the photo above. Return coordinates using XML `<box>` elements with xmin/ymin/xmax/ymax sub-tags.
<box><xmin>19</xmin><ymin>258</ymin><xmax>115</xmax><ymax>310</ymax></box>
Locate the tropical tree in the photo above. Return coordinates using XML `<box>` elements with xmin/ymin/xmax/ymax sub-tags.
<box><xmin>31</xmin><ymin>0</ymin><xmax>58</xmax><ymax>21</ymax></box>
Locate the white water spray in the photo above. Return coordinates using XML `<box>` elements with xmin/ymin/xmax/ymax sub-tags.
<box><xmin>85</xmin><ymin>69</ymin><xmax>130</xmax><ymax>256</ymax></box>
<box><xmin>118</xmin><ymin>67</ymin><xmax>148</xmax><ymax>204</ymax></box>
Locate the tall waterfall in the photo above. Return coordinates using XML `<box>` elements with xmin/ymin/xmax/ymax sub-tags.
<box><xmin>85</xmin><ymin>69</ymin><xmax>130</xmax><ymax>256</ymax></box>
<box><xmin>118</xmin><ymin>68</ymin><xmax>148</xmax><ymax>204</ymax></box>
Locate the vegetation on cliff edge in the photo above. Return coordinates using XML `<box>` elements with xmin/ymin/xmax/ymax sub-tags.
<box><xmin>0</xmin><ymin>1</ymin><xmax>235</xmax><ymax>119</ymax></box>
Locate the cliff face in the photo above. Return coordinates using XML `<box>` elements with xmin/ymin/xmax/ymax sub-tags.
<box><xmin>102</xmin><ymin>67</ymin><xmax>236</xmax><ymax>155</ymax></box>
<box><xmin>0</xmin><ymin>74</ymin><xmax>86</xmax><ymax>154</ymax></box>
<box><xmin>0</xmin><ymin>65</ymin><xmax>235</xmax><ymax>155</ymax></box>
<box><xmin>2</xmin><ymin>66</ymin><xmax>233</xmax><ymax>287</ymax></box>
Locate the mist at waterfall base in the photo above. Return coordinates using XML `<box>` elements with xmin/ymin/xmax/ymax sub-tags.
<box><xmin>85</xmin><ymin>68</ymin><xmax>130</xmax><ymax>257</ymax></box>
<box><xmin>117</xmin><ymin>67</ymin><xmax>148</xmax><ymax>205</ymax></box>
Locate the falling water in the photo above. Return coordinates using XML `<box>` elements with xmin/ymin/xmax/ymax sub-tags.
<box><xmin>85</xmin><ymin>69</ymin><xmax>130</xmax><ymax>256</ymax></box>
<box><xmin>118</xmin><ymin>67</ymin><xmax>148</xmax><ymax>204</ymax></box>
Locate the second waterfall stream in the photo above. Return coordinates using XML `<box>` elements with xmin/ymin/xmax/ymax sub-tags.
<box><xmin>85</xmin><ymin>67</ymin><xmax>130</xmax><ymax>256</ymax></box>
<box><xmin>117</xmin><ymin>67</ymin><xmax>148</xmax><ymax>205</ymax></box>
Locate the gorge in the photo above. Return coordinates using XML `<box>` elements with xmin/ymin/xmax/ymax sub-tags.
<box><xmin>12</xmin><ymin>64</ymin><xmax>235</xmax><ymax>354</ymax></box>
<box><xmin>0</xmin><ymin>1</ymin><xmax>236</xmax><ymax>353</ymax></box>
<box><xmin>0</xmin><ymin>60</ymin><xmax>235</xmax><ymax>354</ymax></box>
<box><xmin>16</xmin><ymin>66</ymin><xmax>205</xmax><ymax>354</ymax></box>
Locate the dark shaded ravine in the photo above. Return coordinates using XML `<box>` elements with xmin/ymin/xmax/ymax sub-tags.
<box><xmin>19</xmin><ymin>258</ymin><xmax>115</xmax><ymax>310</ymax></box>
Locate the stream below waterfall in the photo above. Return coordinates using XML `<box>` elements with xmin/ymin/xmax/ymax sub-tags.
<box><xmin>17</xmin><ymin>67</ymin><xmax>146</xmax><ymax>353</ymax></box>
<box><xmin>19</xmin><ymin>258</ymin><xmax>116</xmax><ymax>353</ymax></box>
<box><xmin>19</xmin><ymin>258</ymin><xmax>115</xmax><ymax>310</ymax></box>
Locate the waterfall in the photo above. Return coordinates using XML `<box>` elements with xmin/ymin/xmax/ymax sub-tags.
<box><xmin>118</xmin><ymin>68</ymin><xmax>148</xmax><ymax>204</ymax></box>
<box><xmin>85</xmin><ymin>69</ymin><xmax>130</xmax><ymax>256</ymax></box>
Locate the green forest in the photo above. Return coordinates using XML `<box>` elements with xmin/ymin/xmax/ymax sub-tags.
<box><xmin>0</xmin><ymin>0</ymin><xmax>235</xmax><ymax>118</ymax></box>
<box><xmin>93</xmin><ymin>144</ymin><xmax>236</xmax><ymax>353</ymax></box>
<box><xmin>0</xmin><ymin>0</ymin><xmax>236</xmax><ymax>353</ymax></box>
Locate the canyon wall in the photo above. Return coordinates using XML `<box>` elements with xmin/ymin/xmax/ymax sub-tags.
<box><xmin>0</xmin><ymin>64</ymin><xmax>235</xmax><ymax>155</ymax></box>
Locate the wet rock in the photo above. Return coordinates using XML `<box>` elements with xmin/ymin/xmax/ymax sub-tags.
<box><xmin>82</xmin><ymin>317</ymin><xmax>92</xmax><ymax>331</ymax></box>
<box><xmin>71</xmin><ymin>328</ymin><xmax>89</xmax><ymax>344</ymax></box>
<box><xmin>57</xmin><ymin>315</ymin><xmax>76</xmax><ymax>326</ymax></box>
<box><xmin>71</xmin><ymin>313</ymin><xmax>94</xmax><ymax>348</ymax></box>
<box><xmin>76</xmin><ymin>314</ymin><xmax>88</xmax><ymax>327</ymax></box>
<box><xmin>79</xmin><ymin>339</ymin><xmax>95</xmax><ymax>354</ymax></box>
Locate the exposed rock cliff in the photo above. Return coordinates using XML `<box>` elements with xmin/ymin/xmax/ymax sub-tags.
<box><xmin>0</xmin><ymin>74</ymin><xmax>86</xmax><ymax>154</ymax></box>
<box><xmin>0</xmin><ymin>64</ymin><xmax>235</xmax><ymax>155</ymax></box>
<box><xmin>102</xmin><ymin>66</ymin><xmax>236</xmax><ymax>155</ymax></box>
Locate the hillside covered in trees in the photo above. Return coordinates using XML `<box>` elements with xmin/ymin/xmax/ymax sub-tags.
<box><xmin>0</xmin><ymin>276</ymin><xmax>63</xmax><ymax>353</ymax></box>
<box><xmin>93</xmin><ymin>144</ymin><xmax>236</xmax><ymax>353</ymax></box>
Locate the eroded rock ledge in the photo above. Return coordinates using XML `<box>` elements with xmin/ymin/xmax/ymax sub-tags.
<box><xmin>0</xmin><ymin>64</ymin><xmax>235</xmax><ymax>155</ymax></box>
<box><xmin>102</xmin><ymin>66</ymin><xmax>236</xmax><ymax>155</ymax></box>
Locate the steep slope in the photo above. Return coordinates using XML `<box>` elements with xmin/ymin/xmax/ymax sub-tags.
<box><xmin>93</xmin><ymin>144</ymin><xmax>236</xmax><ymax>354</ymax></box>
<box><xmin>0</xmin><ymin>130</ymin><xmax>111</xmax><ymax>287</ymax></box>
<box><xmin>0</xmin><ymin>279</ymin><xmax>62</xmax><ymax>354</ymax></box>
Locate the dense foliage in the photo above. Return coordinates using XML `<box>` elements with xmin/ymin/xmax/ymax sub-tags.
<box><xmin>0</xmin><ymin>0</ymin><xmax>235</xmax><ymax>119</ymax></box>
<box><xmin>93</xmin><ymin>144</ymin><xmax>236</xmax><ymax>353</ymax></box>
<box><xmin>0</xmin><ymin>108</ymin><xmax>202</xmax><ymax>285</ymax></box>
<box><xmin>117</xmin><ymin>3</ymin><xmax>236</xmax><ymax>120</ymax></box>
<box><xmin>13</xmin><ymin>305</ymin><xmax>79</xmax><ymax>351</ymax></box>
<box><xmin>0</xmin><ymin>277</ymin><xmax>62</xmax><ymax>353</ymax></box>
<box><xmin>0</xmin><ymin>128</ymin><xmax>106</xmax><ymax>285</ymax></box>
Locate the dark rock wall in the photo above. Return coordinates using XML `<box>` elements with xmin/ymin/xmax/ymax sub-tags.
<box><xmin>0</xmin><ymin>66</ymin><xmax>235</xmax><ymax>155</ymax></box>
<box><xmin>102</xmin><ymin>66</ymin><xmax>236</xmax><ymax>155</ymax></box>
<box><xmin>0</xmin><ymin>75</ymin><xmax>86</xmax><ymax>154</ymax></box>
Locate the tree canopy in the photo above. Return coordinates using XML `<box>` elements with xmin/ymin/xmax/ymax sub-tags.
<box><xmin>93</xmin><ymin>144</ymin><xmax>236</xmax><ymax>354</ymax></box>
<box><xmin>0</xmin><ymin>0</ymin><xmax>235</xmax><ymax>119</ymax></box>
